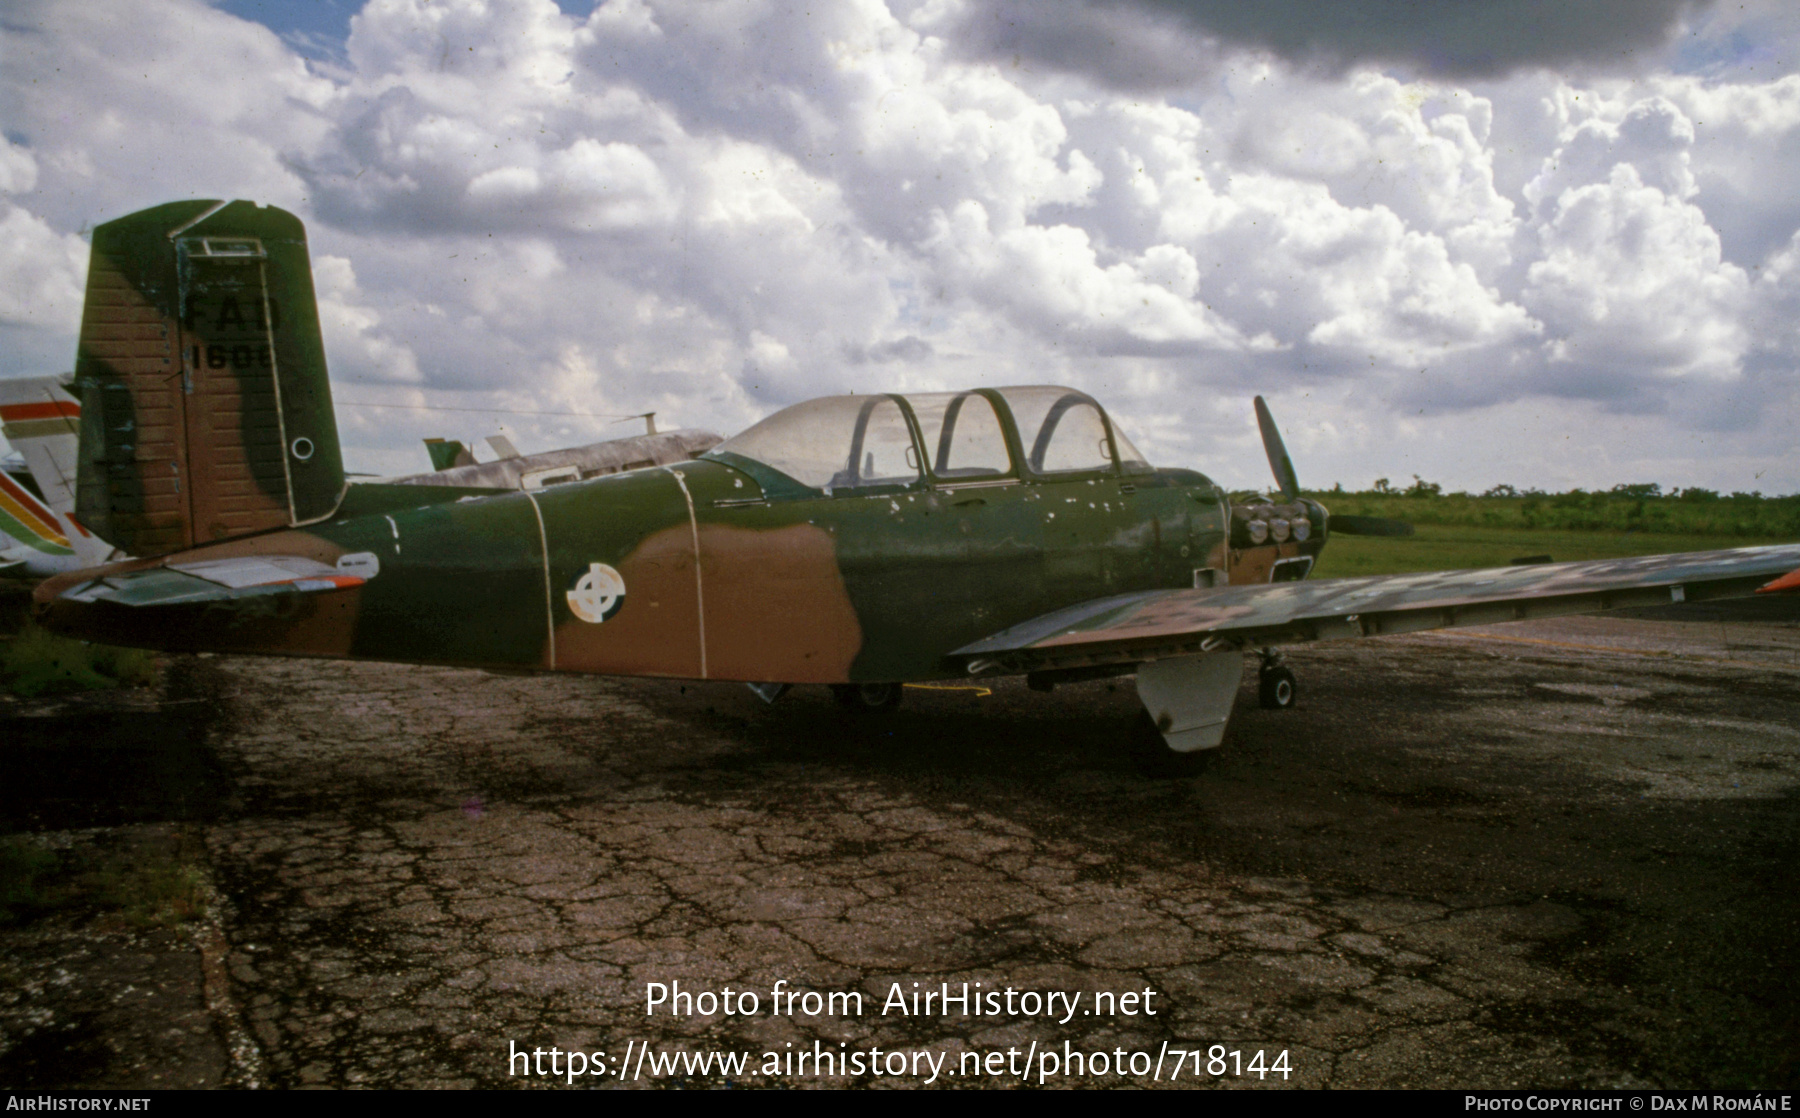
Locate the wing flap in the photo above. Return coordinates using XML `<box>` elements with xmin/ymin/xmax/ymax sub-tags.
<box><xmin>953</xmin><ymin>543</ymin><xmax>1800</xmax><ymax>673</ymax></box>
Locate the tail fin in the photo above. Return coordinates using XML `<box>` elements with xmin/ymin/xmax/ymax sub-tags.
<box><xmin>422</xmin><ymin>438</ymin><xmax>476</xmax><ymax>471</ymax></box>
<box><xmin>74</xmin><ymin>200</ymin><xmax>345</xmax><ymax>557</ymax></box>
<box><xmin>0</xmin><ymin>375</ymin><xmax>82</xmax><ymax>514</ymax></box>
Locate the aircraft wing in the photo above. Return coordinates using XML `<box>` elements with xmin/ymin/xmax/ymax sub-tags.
<box><xmin>952</xmin><ymin>543</ymin><xmax>1800</xmax><ymax>674</ymax></box>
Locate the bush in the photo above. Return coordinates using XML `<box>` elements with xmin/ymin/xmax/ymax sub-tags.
<box><xmin>0</xmin><ymin>838</ymin><xmax>60</xmax><ymax>923</ymax></box>
<box><xmin>0</xmin><ymin>833</ymin><xmax>205</xmax><ymax>929</ymax></box>
<box><xmin>0</xmin><ymin>621</ymin><xmax>158</xmax><ymax>698</ymax></box>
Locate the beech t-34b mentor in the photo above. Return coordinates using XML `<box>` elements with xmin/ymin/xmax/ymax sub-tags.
<box><xmin>32</xmin><ymin>200</ymin><xmax>1800</xmax><ymax>768</ymax></box>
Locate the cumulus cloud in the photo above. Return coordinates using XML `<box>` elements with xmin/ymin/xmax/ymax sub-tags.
<box><xmin>0</xmin><ymin>0</ymin><xmax>1796</xmax><ymax>493</ymax></box>
<box><xmin>313</xmin><ymin>254</ymin><xmax>424</xmax><ymax>384</ymax></box>
<box><xmin>0</xmin><ymin>136</ymin><xmax>86</xmax><ymax>373</ymax></box>
<box><xmin>1526</xmin><ymin>165</ymin><xmax>1748</xmax><ymax>383</ymax></box>
<box><xmin>0</xmin><ymin>0</ymin><xmax>331</xmax><ymax>231</ymax></box>
<box><xmin>0</xmin><ymin>138</ymin><xmax>38</xmax><ymax>195</ymax></box>
<box><xmin>922</xmin><ymin>200</ymin><xmax>1251</xmax><ymax>352</ymax></box>
<box><xmin>0</xmin><ymin>202</ymin><xmax>87</xmax><ymax>331</ymax></box>
<box><xmin>942</xmin><ymin>0</ymin><xmax>1708</xmax><ymax>85</ymax></box>
<box><xmin>919</xmin><ymin>0</ymin><xmax>1224</xmax><ymax>93</ymax></box>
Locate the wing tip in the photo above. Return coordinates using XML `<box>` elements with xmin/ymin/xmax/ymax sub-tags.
<box><xmin>1757</xmin><ymin>568</ymin><xmax>1800</xmax><ymax>595</ymax></box>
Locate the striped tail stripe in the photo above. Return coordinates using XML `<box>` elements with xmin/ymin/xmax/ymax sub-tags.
<box><xmin>0</xmin><ymin>470</ymin><xmax>72</xmax><ymax>551</ymax></box>
<box><xmin>0</xmin><ymin>399</ymin><xmax>82</xmax><ymax>440</ymax></box>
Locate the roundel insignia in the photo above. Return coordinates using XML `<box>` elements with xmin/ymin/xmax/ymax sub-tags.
<box><xmin>567</xmin><ymin>562</ymin><xmax>626</xmax><ymax>624</ymax></box>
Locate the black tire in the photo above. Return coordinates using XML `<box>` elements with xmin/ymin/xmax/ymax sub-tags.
<box><xmin>1258</xmin><ymin>664</ymin><xmax>1297</xmax><ymax>710</ymax></box>
<box><xmin>831</xmin><ymin>682</ymin><xmax>903</xmax><ymax>712</ymax></box>
<box><xmin>1127</xmin><ymin>710</ymin><xmax>1215</xmax><ymax>778</ymax></box>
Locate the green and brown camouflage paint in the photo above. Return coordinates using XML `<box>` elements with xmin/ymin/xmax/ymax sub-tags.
<box><xmin>38</xmin><ymin>449</ymin><xmax>1325</xmax><ymax>683</ymax></box>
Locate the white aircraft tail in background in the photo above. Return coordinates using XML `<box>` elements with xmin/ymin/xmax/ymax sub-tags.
<box><xmin>0</xmin><ymin>376</ymin><xmax>122</xmax><ymax>577</ymax></box>
<box><xmin>0</xmin><ymin>465</ymin><xmax>117</xmax><ymax>577</ymax></box>
<box><xmin>0</xmin><ymin>375</ymin><xmax>82</xmax><ymax>514</ymax></box>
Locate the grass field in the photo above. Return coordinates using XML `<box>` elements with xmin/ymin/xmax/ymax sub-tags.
<box><xmin>0</xmin><ymin>830</ymin><xmax>206</xmax><ymax>929</ymax></box>
<box><xmin>1307</xmin><ymin>487</ymin><xmax>1800</xmax><ymax>537</ymax></box>
<box><xmin>0</xmin><ymin>616</ymin><xmax>158</xmax><ymax>698</ymax></box>
<box><xmin>1310</xmin><ymin>524</ymin><xmax>1797</xmax><ymax>578</ymax></box>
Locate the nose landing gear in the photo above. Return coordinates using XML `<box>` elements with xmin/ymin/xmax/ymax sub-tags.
<box><xmin>1257</xmin><ymin>650</ymin><xmax>1297</xmax><ymax>710</ymax></box>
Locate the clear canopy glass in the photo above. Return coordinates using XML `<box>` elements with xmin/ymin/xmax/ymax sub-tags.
<box><xmin>1109</xmin><ymin>422</ymin><xmax>1151</xmax><ymax>472</ymax></box>
<box><xmin>708</xmin><ymin>386</ymin><xmax>1152</xmax><ymax>492</ymax></box>
<box><xmin>904</xmin><ymin>391</ymin><xmax>1012</xmax><ymax>479</ymax></box>
<box><xmin>992</xmin><ymin>386</ymin><xmax>1116</xmax><ymax>474</ymax></box>
<box><xmin>708</xmin><ymin>395</ymin><xmax>918</xmax><ymax>493</ymax></box>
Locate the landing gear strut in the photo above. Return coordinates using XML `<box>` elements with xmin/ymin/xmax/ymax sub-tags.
<box><xmin>1257</xmin><ymin>649</ymin><xmax>1297</xmax><ymax>710</ymax></box>
<box><xmin>831</xmin><ymin>682</ymin><xmax>903</xmax><ymax>712</ymax></box>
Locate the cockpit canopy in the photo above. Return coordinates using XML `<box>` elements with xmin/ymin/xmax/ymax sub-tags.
<box><xmin>705</xmin><ymin>386</ymin><xmax>1151</xmax><ymax>496</ymax></box>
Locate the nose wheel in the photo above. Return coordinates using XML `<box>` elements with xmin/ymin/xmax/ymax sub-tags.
<box><xmin>1257</xmin><ymin>651</ymin><xmax>1297</xmax><ymax>710</ymax></box>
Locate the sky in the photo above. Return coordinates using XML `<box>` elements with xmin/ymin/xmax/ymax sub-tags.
<box><xmin>2</xmin><ymin>0</ymin><xmax>1798</xmax><ymax>495</ymax></box>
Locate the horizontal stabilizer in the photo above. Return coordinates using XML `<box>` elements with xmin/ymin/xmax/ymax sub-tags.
<box><xmin>61</xmin><ymin>551</ymin><xmax>376</xmax><ymax>608</ymax></box>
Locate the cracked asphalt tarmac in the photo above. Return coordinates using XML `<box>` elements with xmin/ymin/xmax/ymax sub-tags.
<box><xmin>3</xmin><ymin>607</ymin><xmax>1798</xmax><ymax>1089</ymax></box>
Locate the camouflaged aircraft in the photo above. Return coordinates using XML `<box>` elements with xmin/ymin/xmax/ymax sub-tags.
<box><xmin>31</xmin><ymin>200</ymin><xmax>1800</xmax><ymax>769</ymax></box>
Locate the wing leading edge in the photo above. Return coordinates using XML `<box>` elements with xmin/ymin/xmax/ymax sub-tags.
<box><xmin>952</xmin><ymin>543</ymin><xmax>1800</xmax><ymax>675</ymax></box>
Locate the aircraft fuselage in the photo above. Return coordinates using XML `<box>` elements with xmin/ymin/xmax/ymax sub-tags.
<box><xmin>36</xmin><ymin>457</ymin><xmax>1326</xmax><ymax>684</ymax></box>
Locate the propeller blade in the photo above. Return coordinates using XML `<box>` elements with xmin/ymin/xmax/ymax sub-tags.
<box><xmin>1329</xmin><ymin>515</ymin><xmax>1415</xmax><ymax>537</ymax></box>
<box><xmin>1253</xmin><ymin>396</ymin><xmax>1299</xmax><ymax>501</ymax></box>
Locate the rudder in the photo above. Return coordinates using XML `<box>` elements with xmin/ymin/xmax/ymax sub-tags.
<box><xmin>74</xmin><ymin>200</ymin><xmax>345</xmax><ymax>556</ymax></box>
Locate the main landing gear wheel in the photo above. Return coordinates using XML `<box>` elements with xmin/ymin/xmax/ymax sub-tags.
<box><xmin>832</xmin><ymin>682</ymin><xmax>904</xmax><ymax>712</ymax></box>
<box><xmin>1258</xmin><ymin>663</ymin><xmax>1297</xmax><ymax>710</ymax></box>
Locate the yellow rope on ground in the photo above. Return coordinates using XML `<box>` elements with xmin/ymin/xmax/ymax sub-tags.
<box><xmin>902</xmin><ymin>682</ymin><xmax>994</xmax><ymax>697</ymax></box>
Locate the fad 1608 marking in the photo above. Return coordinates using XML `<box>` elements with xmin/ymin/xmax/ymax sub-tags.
<box><xmin>202</xmin><ymin>344</ymin><xmax>274</xmax><ymax>370</ymax></box>
<box><xmin>568</xmin><ymin>562</ymin><xmax>627</xmax><ymax>624</ymax></box>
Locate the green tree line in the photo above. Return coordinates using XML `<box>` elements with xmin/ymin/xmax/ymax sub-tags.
<box><xmin>1308</xmin><ymin>477</ymin><xmax>1800</xmax><ymax>537</ymax></box>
